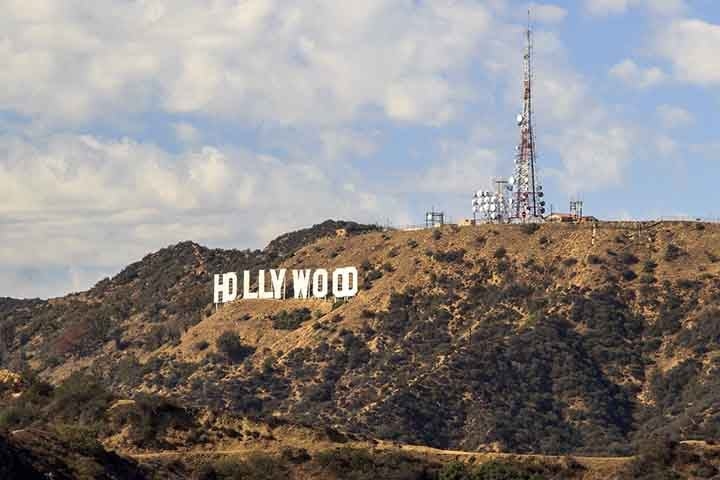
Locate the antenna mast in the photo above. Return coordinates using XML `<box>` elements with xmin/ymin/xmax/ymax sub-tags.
<box><xmin>510</xmin><ymin>9</ymin><xmax>545</xmax><ymax>223</ymax></box>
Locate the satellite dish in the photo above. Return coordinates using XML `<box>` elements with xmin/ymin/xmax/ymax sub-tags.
<box><xmin>516</xmin><ymin>114</ymin><xmax>524</xmax><ymax>125</ymax></box>
<box><xmin>426</xmin><ymin>213</ymin><xmax>433</xmax><ymax>220</ymax></box>
<box><xmin>508</xmin><ymin>176</ymin><xmax>515</xmax><ymax>185</ymax></box>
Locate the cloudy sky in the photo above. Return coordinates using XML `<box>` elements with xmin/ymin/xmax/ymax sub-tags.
<box><xmin>1</xmin><ymin>0</ymin><xmax>719</xmax><ymax>298</ymax></box>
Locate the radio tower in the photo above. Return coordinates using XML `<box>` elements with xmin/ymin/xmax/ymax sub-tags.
<box><xmin>510</xmin><ymin>11</ymin><xmax>545</xmax><ymax>222</ymax></box>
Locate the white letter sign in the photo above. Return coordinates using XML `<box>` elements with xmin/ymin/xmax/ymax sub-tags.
<box><xmin>214</xmin><ymin>267</ymin><xmax>360</xmax><ymax>304</ymax></box>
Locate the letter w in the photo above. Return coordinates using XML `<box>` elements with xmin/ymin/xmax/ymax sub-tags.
<box><xmin>292</xmin><ymin>269</ymin><xmax>312</xmax><ymax>299</ymax></box>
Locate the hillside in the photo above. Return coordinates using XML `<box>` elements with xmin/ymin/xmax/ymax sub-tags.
<box><xmin>1</xmin><ymin>220</ymin><xmax>720</xmax><ymax>477</ymax></box>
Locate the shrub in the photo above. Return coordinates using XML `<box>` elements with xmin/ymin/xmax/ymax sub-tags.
<box><xmin>643</xmin><ymin>260</ymin><xmax>658</xmax><ymax>272</ymax></box>
<box><xmin>216</xmin><ymin>331</ymin><xmax>254</xmax><ymax>362</ymax></box>
<box><xmin>521</xmin><ymin>223</ymin><xmax>540</xmax><ymax>235</ymax></box>
<box><xmin>587</xmin><ymin>254</ymin><xmax>602</xmax><ymax>265</ymax></box>
<box><xmin>439</xmin><ymin>459</ymin><xmax>560</xmax><ymax>480</ymax></box>
<box><xmin>624</xmin><ymin>439</ymin><xmax>679</xmax><ymax>480</ymax></box>
<box><xmin>493</xmin><ymin>247</ymin><xmax>507</xmax><ymax>259</ymax></box>
<box><xmin>439</xmin><ymin>461</ymin><xmax>470</xmax><ymax>480</ymax></box>
<box><xmin>55</xmin><ymin>424</ymin><xmax>104</xmax><ymax>455</ymax></box>
<box><xmin>620</xmin><ymin>252</ymin><xmax>640</xmax><ymax>265</ymax></box>
<box><xmin>0</xmin><ymin>405</ymin><xmax>36</xmax><ymax>429</ymax></box>
<box><xmin>622</xmin><ymin>270</ymin><xmax>638</xmax><ymax>281</ymax></box>
<box><xmin>429</xmin><ymin>249</ymin><xmax>467</xmax><ymax>264</ymax></box>
<box><xmin>382</xmin><ymin>262</ymin><xmax>395</xmax><ymax>272</ymax></box>
<box><xmin>538</xmin><ymin>236</ymin><xmax>549</xmax><ymax>245</ymax></box>
<box><xmin>194</xmin><ymin>340</ymin><xmax>210</xmax><ymax>351</ymax></box>
<box><xmin>271</xmin><ymin>308</ymin><xmax>312</xmax><ymax>330</ymax></box>
<box><xmin>432</xmin><ymin>229</ymin><xmax>443</xmax><ymax>240</ymax></box>
<box><xmin>640</xmin><ymin>274</ymin><xmax>657</xmax><ymax>284</ymax></box>
<box><xmin>50</xmin><ymin>373</ymin><xmax>114</xmax><ymax>425</ymax></box>
<box><xmin>562</xmin><ymin>258</ymin><xmax>578</xmax><ymax>267</ymax></box>
<box><xmin>365</xmin><ymin>270</ymin><xmax>383</xmax><ymax>283</ymax></box>
<box><xmin>279</xmin><ymin>446</ymin><xmax>311</xmax><ymax>464</ymax></box>
<box><xmin>406</xmin><ymin>239</ymin><xmax>419</xmax><ymax>249</ymax></box>
<box><xmin>112</xmin><ymin>394</ymin><xmax>195</xmax><ymax>449</ymax></box>
<box><xmin>664</xmin><ymin>244</ymin><xmax>685</xmax><ymax>262</ymax></box>
<box><xmin>316</xmin><ymin>447</ymin><xmax>428</xmax><ymax>480</ymax></box>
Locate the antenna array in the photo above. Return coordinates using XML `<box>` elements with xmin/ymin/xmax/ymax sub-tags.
<box><xmin>472</xmin><ymin>10</ymin><xmax>547</xmax><ymax>224</ymax></box>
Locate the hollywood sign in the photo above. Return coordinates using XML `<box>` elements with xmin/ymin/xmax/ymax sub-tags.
<box><xmin>213</xmin><ymin>267</ymin><xmax>358</xmax><ymax>304</ymax></box>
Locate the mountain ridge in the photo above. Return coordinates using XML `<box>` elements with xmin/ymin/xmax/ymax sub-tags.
<box><xmin>1</xmin><ymin>220</ymin><xmax>719</xmax><ymax>472</ymax></box>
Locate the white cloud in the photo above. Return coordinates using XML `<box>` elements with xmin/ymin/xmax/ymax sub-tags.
<box><xmin>654</xmin><ymin>135</ymin><xmax>678</xmax><ymax>156</ymax></box>
<box><xmin>526</xmin><ymin>3</ymin><xmax>568</xmax><ymax>24</ymax></box>
<box><xmin>586</xmin><ymin>0</ymin><xmax>631</xmax><ymax>16</ymax></box>
<box><xmin>173</xmin><ymin>122</ymin><xmax>201</xmax><ymax>144</ymax></box>
<box><xmin>0</xmin><ymin>0</ymin><xmax>493</xmax><ymax>127</ymax></box>
<box><xmin>656</xmin><ymin>105</ymin><xmax>694</xmax><ymax>128</ymax></box>
<box><xmin>655</xmin><ymin>19</ymin><xmax>720</xmax><ymax>86</ymax></box>
<box><xmin>0</xmin><ymin>133</ymin><xmax>407</xmax><ymax>297</ymax></box>
<box><xmin>546</xmin><ymin>126</ymin><xmax>634</xmax><ymax>194</ymax></box>
<box><xmin>609</xmin><ymin>59</ymin><xmax>666</xmax><ymax>88</ymax></box>
<box><xmin>585</xmin><ymin>0</ymin><xmax>686</xmax><ymax>16</ymax></box>
<box><xmin>318</xmin><ymin>129</ymin><xmax>378</xmax><ymax>161</ymax></box>
<box><xmin>416</xmin><ymin>147</ymin><xmax>499</xmax><ymax>194</ymax></box>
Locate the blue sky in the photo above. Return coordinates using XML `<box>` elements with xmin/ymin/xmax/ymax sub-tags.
<box><xmin>1</xmin><ymin>0</ymin><xmax>719</xmax><ymax>298</ymax></box>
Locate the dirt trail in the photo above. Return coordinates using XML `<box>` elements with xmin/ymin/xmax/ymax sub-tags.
<box><xmin>127</xmin><ymin>440</ymin><xmax>632</xmax><ymax>471</ymax></box>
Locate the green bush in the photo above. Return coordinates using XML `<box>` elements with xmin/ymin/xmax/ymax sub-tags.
<box><xmin>50</xmin><ymin>373</ymin><xmax>114</xmax><ymax>425</ymax></box>
<box><xmin>493</xmin><ymin>247</ymin><xmax>507</xmax><ymax>259</ymax></box>
<box><xmin>216</xmin><ymin>331</ymin><xmax>254</xmax><ymax>362</ymax></box>
<box><xmin>620</xmin><ymin>252</ymin><xmax>640</xmax><ymax>265</ymax></box>
<box><xmin>521</xmin><ymin>223</ymin><xmax>541</xmax><ymax>235</ymax></box>
<box><xmin>317</xmin><ymin>447</ymin><xmax>430</xmax><ymax>480</ymax></box>
<box><xmin>664</xmin><ymin>244</ymin><xmax>685</xmax><ymax>262</ymax></box>
<box><xmin>213</xmin><ymin>453</ymin><xmax>287</xmax><ymax>480</ymax></box>
<box><xmin>55</xmin><ymin>424</ymin><xmax>104</xmax><ymax>455</ymax></box>
<box><xmin>111</xmin><ymin>394</ymin><xmax>195</xmax><ymax>449</ymax></box>
<box><xmin>562</xmin><ymin>258</ymin><xmax>578</xmax><ymax>267</ymax></box>
<box><xmin>439</xmin><ymin>460</ymin><xmax>552</xmax><ymax>480</ymax></box>
<box><xmin>587</xmin><ymin>254</ymin><xmax>602</xmax><ymax>265</ymax></box>
<box><xmin>271</xmin><ymin>308</ymin><xmax>312</xmax><ymax>330</ymax></box>
<box><xmin>622</xmin><ymin>270</ymin><xmax>638</xmax><ymax>281</ymax></box>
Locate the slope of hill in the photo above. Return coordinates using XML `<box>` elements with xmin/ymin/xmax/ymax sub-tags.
<box><xmin>1</xmin><ymin>220</ymin><xmax>719</xmax><ymax>464</ymax></box>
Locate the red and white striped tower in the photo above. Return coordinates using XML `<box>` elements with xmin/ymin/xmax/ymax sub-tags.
<box><xmin>510</xmin><ymin>12</ymin><xmax>546</xmax><ymax>223</ymax></box>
